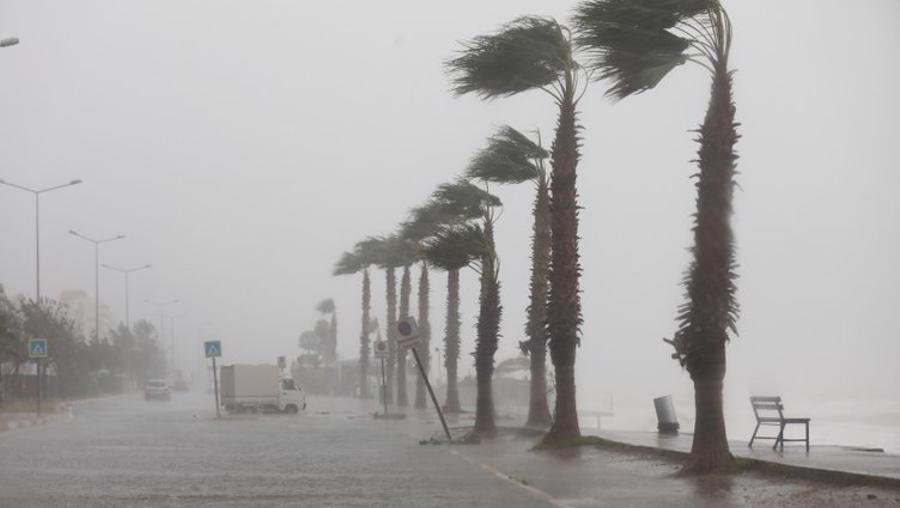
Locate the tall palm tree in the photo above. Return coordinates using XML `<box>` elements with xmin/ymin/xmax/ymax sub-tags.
<box><xmin>413</xmin><ymin>261</ymin><xmax>431</xmax><ymax>409</ymax></box>
<box><xmin>574</xmin><ymin>0</ymin><xmax>738</xmax><ymax>472</ymax></box>
<box><xmin>424</xmin><ymin>223</ymin><xmax>500</xmax><ymax>436</ymax></box>
<box><xmin>405</xmin><ymin>182</ymin><xmax>501</xmax><ymax>419</ymax></box>
<box><xmin>397</xmin><ymin>261</ymin><xmax>412</xmax><ymax>407</ymax></box>
<box><xmin>334</xmin><ymin>247</ymin><xmax>376</xmax><ymax>398</ymax></box>
<box><xmin>448</xmin><ymin>16</ymin><xmax>591</xmax><ymax>443</ymax></box>
<box><xmin>467</xmin><ymin>125</ymin><xmax>553</xmax><ymax>427</ymax></box>
<box><xmin>371</xmin><ymin>235</ymin><xmax>416</xmax><ymax>407</ymax></box>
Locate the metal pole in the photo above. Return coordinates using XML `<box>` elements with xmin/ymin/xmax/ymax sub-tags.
<box><xmin>36</xmin><ymin>359</ymin><xmax>41</xmax><ymax>417</ymax></box>
<box><xmin>380</xmin><ymin>357</ymin><xmax>387</xmax><ymax>416</ymax></box>
<box><xmin>411</xmin><ymin>347</ymin><xmax>451</xmax><ymax>441</ymax></box>
<box><xmin>35</xmin><ymin>193</ymin><xmax>40</xmax><ymax>302</ymax></box>
<box><xmin>212</xmin><ymin>356</ymin><xmax>220</xmax><ymax>418</ymax></box>
<box><xmin>94</xmin><ymin>242</ymin><xmax>100</xmax><ymax>340</ymax></box>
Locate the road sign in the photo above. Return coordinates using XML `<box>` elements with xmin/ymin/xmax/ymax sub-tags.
<box><xmin>395</xmin><ymin>317</ymin><xmax>420</xmax><ymax>351</ymax></box>
<box><xmin>28</xmin><ymin>338</ymin><xmax>48</xmax><ymax>359</ymax></box>
<box><xmin>204</xmin><ymin>340</ymin><xmax>222</xmax><ymax>358</ymax></box>
<box><xmin>373</xmin><ymin>340</ymin><xmax>388</xmax><ymax>359</ymax></box>
<box><xmin>277</xmin><ymin>356</ymin><xmax>286</xmax><ymax>370</ymax></box>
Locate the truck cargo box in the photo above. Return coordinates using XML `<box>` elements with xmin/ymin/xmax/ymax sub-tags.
<box><xmin>220</xmin><ymin>364</ymin><xmax>281</xmax><ymax>404</ymax></box>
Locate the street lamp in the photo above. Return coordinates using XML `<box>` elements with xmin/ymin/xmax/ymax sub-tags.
<box><xmin>69</xmin><ymin>230</ymin><xmax>125</xmax><ymax>339</ymax></box>
<box><xmin>0</xmin><ymin>37</ymin><xmax>19</xmax><ymax>48</ymax></box>
<box><xmin>0</xmin><ymin>178</ymin><xmax>83</xmax><ymax>301</ymax></box>
<box><xmin>101</xmin><ymin>263</ymin><xmax>152</xmax><ymax>329</ymax></box>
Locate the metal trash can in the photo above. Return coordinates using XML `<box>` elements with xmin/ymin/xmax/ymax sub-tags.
<box><xmin>654</xmin><ymin>395</ymin><xmax>680</xmax><ymax>434</ymax></box>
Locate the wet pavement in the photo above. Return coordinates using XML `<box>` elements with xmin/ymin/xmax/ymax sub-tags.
<box><xmin>0</xmin><ymin>394</ymin><xmax>543</xmax><ymax>508</ymax></box>
<box><xmin>591</xmin><ymin>429</ymin><xmax>900</xmax><ymax>481</ymax></box>
<box><xmin>1</xmin><ymin>394</ymin><xmax>899</xmax><ymax>507</ymax></box>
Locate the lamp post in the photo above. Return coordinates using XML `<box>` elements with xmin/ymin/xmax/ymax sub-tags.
<box><xmin>101</xmin><ymin>263</ymin><xmax>151</xmax><ymax>329</ymax></box>
<box><xmin>69</xmin><ymin>230</ymin><xmax>125</xmax><ymax>340</ymax></box>
<box><xmin>0</xmin><ymin>178</ymin><xmax>83</xmax><ymax>302</ymax></box>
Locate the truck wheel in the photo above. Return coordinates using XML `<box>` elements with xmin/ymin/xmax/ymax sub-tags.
<box><xmin>285</xmin><ymin>404</ymin><xmax>298</xmax><ymax>414</ymax></box>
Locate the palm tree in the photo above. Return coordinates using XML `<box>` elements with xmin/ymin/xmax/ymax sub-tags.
<box><xmin>467</xmin><ymin>125</ymin><xmax>553</xmax><ymax>427</ymax></box>
<box><xmin>397</xmin><ymin>260</ymin><xmax>412</xmax><ymax>407</ymax></box>
<box><xmin>370</xmin><ymin>235</ymin><xmax>416</xmax><ymax>406</ymax></box>
<box><xmin>423</xmin><ymin>181</ymin><xmax>502</xmax><ymax>436</ymax></box>
<box><xmin>574</xmin><ymin>0</ymin><xmax>738</xmax><ymax>472</ymax></box>
<box><xmin>405</xmin><ymin>182</ymin><xmax>501</xmax><ymax>419</ymax></box>
<box><xmin>448</xmin><ymin>16</ymin><xmax>591</xmax><ymax>443</ymax></box>
<box><xmin>334</xmin><ymin>249</ymin><xmax>374</xmax><ymax>398</ymax></box>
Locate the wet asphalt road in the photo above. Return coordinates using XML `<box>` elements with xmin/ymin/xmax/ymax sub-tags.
<box><xmin>0</xmin><ymin>393</ymin><xmax>545</xmax><ymax>508</ymax></box>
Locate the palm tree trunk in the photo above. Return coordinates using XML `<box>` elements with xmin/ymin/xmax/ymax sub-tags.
<box><xmin>415</xmin><ymin>262</ymin><xmax>430</xmax><ymax>409</ymax></box>
<box><xmin>385</xmin><ymin>268</ymin><xmax>397</xmax><ymax>405</ymax></box>
<box><xmin>526</xmin><ymin>175</ymin><xmax>552</xmax><ymax>427</ymax></box>
<box><xmin>359</xmin><ymin>269</ymin><xmax>371</xmax><ymax>399</ymax></box>
<box><xmin>474</xmin><ymin>221</ymin><xmax>501</xmax><ymax>436</ymax></box>
<box><xmin>544</xmin><ymin>94</ymin><xmax>582</xmax><ymax>444</ymax></box>
<box><xmin>443</xmin><ymin>269</ymin><xmax>462</xmax><ymax>413</ymax></box>
<box><xmin>396</xmin><ymin>265</ymin><xmax>411</xmax><ymax>407</ymax></box>
<box><xmin>679</xmin><ymin>66</ymin><xmax>739</xmax><ymax>473</ymax></box>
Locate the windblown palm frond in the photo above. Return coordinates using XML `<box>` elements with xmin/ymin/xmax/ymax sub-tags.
<box><xmin>431</xmin><ymin>180</ymin><xmax>501</xmax><ymax>220</ymax></box>
<box><xmin>467</xmin><ymin>125</ymin><xmax>547</xmax><ymax>184</ymax></box>
<box><xmin>400</xmin><ymin>200</ymin><xmax>457</xmax><ymax>243</ymax></box>
<box><xmin>422</xmin><ymin>225</ymin><xmax>491</xmax><ymax>272</ymax></box>
<box><xmin>333</xmin><ymin>251</ymin><xmax>364</xmax><ymax>276</ymax></box>
<box><xmin>573</xmin><ymin>0</ymin><xmax>722</xmax><ymax>99</ymax></box>
<box><xmin>447</xmin><ymin>17</ymin><xmax>571</xmax><ymax>99</ymax></box>
<box><xmin>373</xmin><ymin>235</ymin><xmax>417</xmax><ymax>269</ymax></box>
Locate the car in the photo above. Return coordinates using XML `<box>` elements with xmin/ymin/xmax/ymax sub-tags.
<box><xmin>144</xmin><ymin>379</ymin><xmax>171</xmax><ymax>400</ymax></box>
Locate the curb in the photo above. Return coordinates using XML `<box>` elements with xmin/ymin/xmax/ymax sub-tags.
<box><xmin>0</xmin><ymin>403</ymin><xmax>71</xmax><ymax>433</ymax></box>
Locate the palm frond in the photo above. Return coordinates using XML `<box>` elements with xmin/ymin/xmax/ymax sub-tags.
<box><xmin>431</xmin><ymin>179</ymin><xmax>502</xmax><ymax>220</ymax></box>
<box><xmin>447</xmin><ymin>16</ymin><xmax>571</xmax><ymax>99</ymax></box>
<box><xmin>422</xmin><ymin>224</ymin><xmax>490</xmax><ymax>271</ymax></box>
<box><xmin>400</xmin><ymin>200</ymin><xmax>458</xmax><ymax>242</ymax></box>
<box><xmin>467</xmin><ymin>125</ymin><xmax>546</xmax><ymax>184</ymax></box>
<box><xmin>333</xmin><ymin>251</ymin><xmax>364</xmax><ymax>276</ymax></box>
<box><xmin>573</xmin><ymin>0</ymin><xmax>715</xmax><ymax>99</ymax></box>
<box><xmin>372</xmin><ymin>234</ymin><xmax>417</xmax><ymax>269</ymax></box>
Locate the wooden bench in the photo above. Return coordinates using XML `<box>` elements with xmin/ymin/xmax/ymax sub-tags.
<box><xmin>749</xmin><ymin>396</ymin><xmax>810</xmax><ymax>451</ymax></box>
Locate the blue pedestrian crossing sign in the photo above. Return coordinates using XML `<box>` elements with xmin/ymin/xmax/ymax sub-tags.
<box><xmin>204</xmin><ymin>340</ymin><xmax>222</xmax><ymax>358</ymax></box>
<box><xmin>28</xmin><ymin>338</ymin><xmax>48</xmax><ymax>359</ymax></box>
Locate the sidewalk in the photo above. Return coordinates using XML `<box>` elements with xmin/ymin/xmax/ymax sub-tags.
<box><xmin>0</xmin><ymin>402</ymin><xmax>72</xmax><ymax>433</ymax></box>
<box><xmin>588</xmin><ymin>429</ymin><xmax>900</xmax><ymax>483</ymax></box>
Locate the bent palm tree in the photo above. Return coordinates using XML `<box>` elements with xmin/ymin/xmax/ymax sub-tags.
<box><xmin>449</xmin><ymin>16</ymin><xmax>591</xmax><ymax>443</ymax></box>
<box><xmin>334</xmin><ymin>246</ymin><xmax>377</xmax><ymax>398</ymax></box>
<box><xmin>574</xmin><ymin>0</ymin><xmax>739</xmax><ymax>472</ymax></box>
<box><xmin>467</xmin><ymin>125</ymin><xmax>553</xmax><ymax>427</ymax></box>
<box><xmin>424</xmin><ymin>223</ymin><xmax>500</xmax><ymax>436</ymax></box>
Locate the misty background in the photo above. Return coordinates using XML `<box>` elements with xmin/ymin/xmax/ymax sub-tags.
<box><xmin>1</xmin><ymin>1</ymin><xmax>897</xmax><ymax>446</ymax></box>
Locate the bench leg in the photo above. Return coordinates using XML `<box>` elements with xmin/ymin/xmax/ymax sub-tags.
<box><xmin>748</xmin><ymin>423</ymin><xmax>760</xmax><ymax>448</ymax></box>
<box><xmin>805</xmin><ymin>422</ymin><xmax>809</xmax><ymax>453</ymax></box>
<box><xmin>773</xmin><ymin>423</ymin><xmax>785</xmax><ymax>451</ymax></box>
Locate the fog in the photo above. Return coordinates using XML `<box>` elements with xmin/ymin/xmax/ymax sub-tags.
<box><xmin>1</xmin><ymin>0</ymin><xmax>898</xmax><ymax>442</ymax></box>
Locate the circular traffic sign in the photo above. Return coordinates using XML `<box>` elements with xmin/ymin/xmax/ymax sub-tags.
<box><xmin>398</xmin><ymin>321</ymin><xmax>413</xmax><ymax>336</ymax></box>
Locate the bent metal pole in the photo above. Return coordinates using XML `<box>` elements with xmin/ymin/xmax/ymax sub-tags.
<box><xmin>411</xmin><ymin>346</ymin><xmax>451</xmax><ymax>441</ymax></box>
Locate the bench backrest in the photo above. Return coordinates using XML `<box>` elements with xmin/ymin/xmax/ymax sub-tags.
<box><xmin>750</xmin><ymin>396</ymin><xmax>785</xmax><ymax>422</ymax></box>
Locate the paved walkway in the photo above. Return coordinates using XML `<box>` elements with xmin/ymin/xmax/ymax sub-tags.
<box><xmin>587</xmin><ymin>429</ymin><xmax>900</xmax><ymax>482</ymax></box>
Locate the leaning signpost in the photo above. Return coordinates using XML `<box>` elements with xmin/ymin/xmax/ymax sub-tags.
<box><xmin>394</xmin><ymin>317</ymin><xmax>452</xmax><ymax>441</ymax></box>
<box><xmin>204</xmin><ymin>340</ymin><xmax>222</xmax><ymax>418</ymax></box>
<box><xmin>28</xmin><ymin>338</ymin><xmax>48</xmax><ymax>416</ymax></box>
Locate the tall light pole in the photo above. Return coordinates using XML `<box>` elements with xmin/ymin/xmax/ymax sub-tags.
<box><xmin>101</xmin><ymin>263</ymin><xmax>151</xmax><ymax>329</ymax></box>
<box><xmin>146</xmin><ymin>299</ymin><xmax>178</xmax><ymax>368</ymax></box>
<box><xmin>0</xmin><ymin>178</ymin><xmax>83</xmax><ymax>302</ymax></box>
<box><xmin>69</xmin><ymin>230</ymin><xmax>125</xmax><ymax>340</ymax></box>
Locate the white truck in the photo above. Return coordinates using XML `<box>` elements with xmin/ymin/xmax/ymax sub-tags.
<box><xmin>220</xmin><ymin>364</ymin><xmax>306</xmax><ymax>414</ymax></box>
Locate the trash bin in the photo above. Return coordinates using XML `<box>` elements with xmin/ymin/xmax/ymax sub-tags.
<box><xmin>654</xmin><ymin>395</ymin><xmax>680</xmax><ymax>434</ymax></box>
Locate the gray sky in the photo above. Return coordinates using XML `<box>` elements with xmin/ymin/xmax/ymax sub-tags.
<box><xmin>1</xmin><ymin>0</ymin><xmax>898</xmax><ymax>410</ymax></box>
